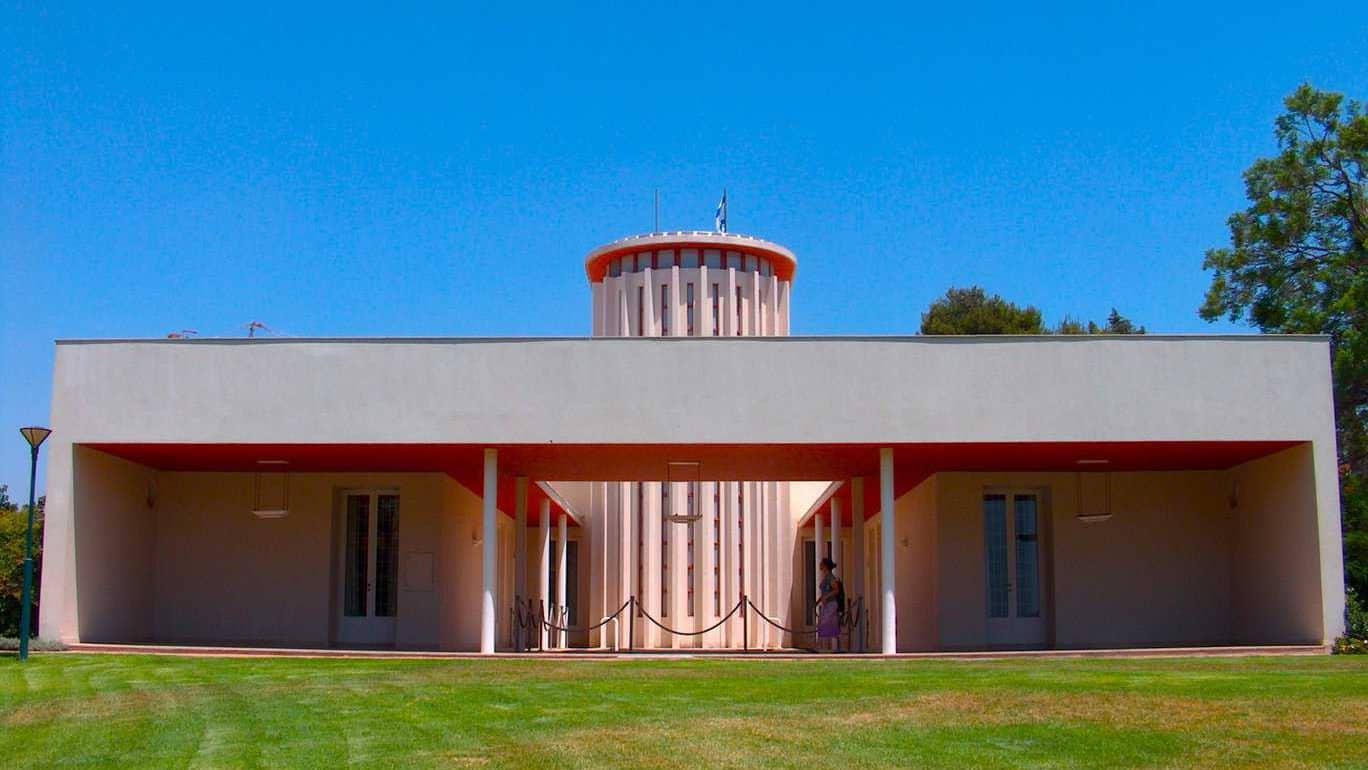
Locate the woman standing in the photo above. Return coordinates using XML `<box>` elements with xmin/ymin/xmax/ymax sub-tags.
<box><xmin>815</xmin><ymin>557</ymin><xmax>844</xmax><ymax>652</ymax></box>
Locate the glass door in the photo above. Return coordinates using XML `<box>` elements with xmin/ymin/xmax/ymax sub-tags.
<box><xmin>336</xmin><ymin>491</ymin><xmax>400</xmax><ymax>646</ymax></box>
<box><xmin>984</xmin><ymin>491</ymin><xmax>1046</xmax><ymax>648</ymax></box>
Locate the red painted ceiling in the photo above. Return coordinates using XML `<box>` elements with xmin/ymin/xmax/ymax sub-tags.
<box><xmin>86</xmin><ymin>440</ymin><xmax>1300</xmax><ymax>528</ymax></box>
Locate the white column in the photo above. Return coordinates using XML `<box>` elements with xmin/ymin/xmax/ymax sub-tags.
<box><xmin>641</xmin><ymin>266</ymin><xmax>654</xmax><ymax>335</ymax></box>
<box><xmin>591</xmin><ymin>281</ymin><xmax>605</xmax><ymax>336</ymax></box>
<box><xmin>880</xmin><ymin>447</ymin><xmax>897</xmax><ymax>655</ymax></box>
<box><xmin>782</xmin><ymin>280</ymin><xmax>793</xmax><ymax>335</ymax></box>
<box><xmin>724</xmin><ymin>268</ymin><xmax>738</xmax><ymax>336</ymax></box>
<box><xmin>698</xmin><ymin>265</ymin><xmax>711</xmax><ymax>337</ymax></box>
<box><xmin>481</xmin><ymin>449</ymin><xmax>497</xmax><ymax>654</ymax></box>
<box><xmin>748</xmin><ymin>270</ymin><xmax>760</xmax><ymax>335</ymax></box>
<box><xmin>618</xmin><ymin>481</ymin><xmax>634</xmax><ymax>649</ymax></box>
<box><xmin>814</xmin><ymin>511</ymin><xmax>824</xmax><ymax>616</ymax></box>
<box><xmin>721</xmin><ymin>481</ymin><xmax>738</xmax><ymax>646</ymax></box>
<box><xmin>670</xmin><ymin>265</ymin><xmax>682</xmax><ymax>337</ymax></box>
<box><xmin>515</xmin><ymin>477</ymin><xmax>528</xmax><ymax>606</ymax></box>
<box><xmin>767</xmin><ymin>274</ymin><xmax>779</xmax><ymax>337</ymax></box>
<box><xmin>851</xmin><ymin>477</ymin><xmax>866</xmax><ymax>645</ymax></box>
<box><xmin>595</xmin><ymin>482</ymin><xmax>610</xmax><ymax>649</ymax></box>
<box><xmin>539</xmin><ymin>498</ymin><xmax>551</xmax><ymax>648</ymax></box>
<box><xmin>756</xmin><ymin>482</ymin><xmax>769</xmax><ymax>649</ymax></box>
<box><xmin>698</xmin><ymin>481</ymin><xmax>717</xmax><ymax>646</ymax></box>
<box><xmin>669</xmin><ymin>483</ymin><xmax>688</xmax><ymax>648</ymax></box>
<box><xmin>556</xmin><ymin>511</ymin><xmax>568</xmax><ymax>649</ymax></box>
<box><xmin>773</xmin><ymin>481</ymin><xmax>789</xmax><ymax>645</ymax></box>
<box><xmin>830</xmin><ymin>496</ymin><xmax>842</xmax><ymax>570</ymax></box>
<box><xmin>643</xmin><ymin>481</ymin><xmax>662</xmax><ymax>647</ymax></box>
<box><xmin>743</xmin><ymin>481</ymin><xmax>759</xmax><ymax>647</ymax></box>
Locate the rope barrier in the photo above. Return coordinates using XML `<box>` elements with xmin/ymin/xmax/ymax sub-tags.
<box><xmin>746</xmin><ymin>598</ymin><xmax>817</xmax><ymax>636</ymax></box>
<box><xmin>635</xmin><ymin>596</ymin><xmax>745</xmax><ymax>638</ymax></box>
<box><xmin>539</xmin><ymin>598</ymin><xmax>633</xmax><ymax>634</ymax></box>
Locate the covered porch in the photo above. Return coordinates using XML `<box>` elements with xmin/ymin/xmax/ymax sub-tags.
<box><xmin>56</xmin><ymin>437</ymin><xmax>1328</xmax><ymax>655</ymax></box>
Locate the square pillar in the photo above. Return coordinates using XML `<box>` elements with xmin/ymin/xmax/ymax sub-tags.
<box><xmin>556</xmin><ymin>512</ymin><xmax>568</xmax><ymax>649</ymax></box>
<box><xmin>814</xmin><ymin>512</ymin><xmax>824</xmax><ymax>622</ymax></box>
<box><xmin>515</xmin><ymin>477</ymin><xmax>528</xmax><ymax>605</ymax></box>
<box><xmin>642</xmin><ymin>481</ymin><xmax>662</xmax><ymax>647</ymax></box>
<box><xmin>880</xmin><ymin>447</ymin><xmax>897</xmax><ymax>655</ymax></box>
<box><xmin>481</xmin><ymin>449</ymin><xmax>497</xmax><ymax>654</ymax></box>
<box><xmin>851</xmin><ymin>477</ymin><xmax>866</xmax><ymax>649</ymax></box>
<box><xmin>721</xmin><ymin>481</ymin><xmax>738</xmax><ymax>646</ymax></box>
<box><xmin>830</xmin><ymin>496</ymin><xmax>842</xmax><ymax>575</ymax></box>
<box><xmin>539</xmin><ymin>498</ymin><xmax>551</xmax><ymax>648</ymax></box>
<box><xmin>697</xmin><ymin>481</ymin><xmax>717</xmax><ymax>646</ymax></box>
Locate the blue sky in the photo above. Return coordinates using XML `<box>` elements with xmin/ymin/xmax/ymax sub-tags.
<box><xmin>2</xmin><ymin>2</ymin><xmax>1366</xmax><ymax>495</ymax></box>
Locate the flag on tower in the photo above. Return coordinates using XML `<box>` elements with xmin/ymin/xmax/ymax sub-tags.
<box><xmin>714</xmin><ymin>189</ymin><xmax>728</xmax><ymax>233</ymax></box>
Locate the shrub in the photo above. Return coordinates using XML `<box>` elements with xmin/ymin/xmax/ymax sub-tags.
<box><xmin>1336</xmin><ymin>588</ymin><xmax>1368</xmax><ymax>654</ymax></box>
<box><xmin>0</xmin><ymin>636</ymin><xmax>66</xmax><ymax>652</ymax></box>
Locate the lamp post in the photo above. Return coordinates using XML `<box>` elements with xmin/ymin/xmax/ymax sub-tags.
<box><xmin>18</xmin><ymin>426</ymin><xmax>51</xmax><ymax>661</ymax></box>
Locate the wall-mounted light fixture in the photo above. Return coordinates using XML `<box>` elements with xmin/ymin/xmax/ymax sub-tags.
<box><xmin>665</xmin><ymin>461</ymin><xmax>703</xmax><ymax>523</ymax></box>
<box><xmin>251</xmin><ymin>460</ymin><xmax>290</xmax><ymax>519</ymax></box>
<box><xmin>1075</xmin><ymin>461</ymin><xmax>1113</xmax><ymax>524</ymax></box>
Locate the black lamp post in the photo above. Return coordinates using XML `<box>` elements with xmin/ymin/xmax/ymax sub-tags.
<box><xmin>18</xmin><ymin>426</ymin><xmax>51</xmax><ymax>661</ymax></box>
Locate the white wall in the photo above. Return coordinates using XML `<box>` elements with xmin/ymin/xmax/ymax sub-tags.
<box><xmin>43</xmin><ymin>336</ymin><xmax>1344</xmax><ymax>645</ymax></box>
<box><xmin>926</xmin><ymin>467</ymin><xmax>1328</xmax><ymax>650</ymax></box>
<box><xmin>151</xmin><ymin>472</ymin><xmax>450</xmax><ymax>647</ymax></box>
<box><xmin>1049</xmin><ymin>472</ymin><xmax>1233</xmax><ymax>648</ymax></box>
<box><xmin>70</xmin><ymin>447</ymin><xmax>157</xmax><ymax>643</ymax></box>
<box><xmin>1231</xmin><ymin>444</ymin><xmax>1327</xmax><ymax>644</ymax></box>
<box><xmin>438</xmin><ymin>476</ymin><xmax>485</xmax><ymax>651</ymax></box>
<box><xmin>895</xmin><ymin>477</ymin><xmax>938</xmax><ymax>651</ymax></box>
<box><xmin>47</xmin><ymin>337</ymin><xmax>1336</xmax><ymax>446</ymax></box>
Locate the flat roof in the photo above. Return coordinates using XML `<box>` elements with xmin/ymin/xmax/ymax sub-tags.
<box><xmin>55</xmin><ymin>333</ymin><xmax>1331</xmax><ymax>345</ymax></box>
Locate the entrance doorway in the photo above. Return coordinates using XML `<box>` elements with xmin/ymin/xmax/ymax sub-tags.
<box><xmin>984</xmin><ymin>490</ymin><xmax>1047</xmax><ymax>648</ymax></box>
<box><xmin>336</xmin><ymin>491</ymin><xmax>400</xmax><ymax>646</ymax></box>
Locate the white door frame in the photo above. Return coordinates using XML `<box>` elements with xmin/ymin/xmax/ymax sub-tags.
<box><xmin>334</xmin><ymin>488</ymin><xmax>400</xmax><ymax>647</ymax></box>
<box><xmin>983</xmin><ymin>487</ymin><xmax>1049</xmax><ymax>648</ymax></box>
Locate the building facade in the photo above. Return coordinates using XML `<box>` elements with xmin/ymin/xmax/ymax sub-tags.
<box><xmin>37</xmin><ymin>231</ymin><xmax>1347</xmax><ymax>654</ymax></box>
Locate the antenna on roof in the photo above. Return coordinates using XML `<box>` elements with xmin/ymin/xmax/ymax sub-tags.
<box><xmin>166</xmin><ymin>329</ymin><xmax>198</xmax><ymax>339</ymax></box>
<box><xmin>654</xmin><ymin>188</ymin><xmax>660</xmax><ymax>233</ymax></box>
<box><xmin>246</xmin><ymin>321</ymin><xmax>270</xmax><ymax>338</ymax></box>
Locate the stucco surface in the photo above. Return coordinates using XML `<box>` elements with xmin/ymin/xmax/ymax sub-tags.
<box><xmin>49</xmin><ymin>336</ymin><xmax>1335</xmax><ymax>445</ymax></box>
<box><xmin>40</xmin><ymin>336</ymin><xmax>1345</xmax><ymax>646</ymax></box>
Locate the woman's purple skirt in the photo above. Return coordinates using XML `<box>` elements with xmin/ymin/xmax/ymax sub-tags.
<box><xmin>817</xmin><ymin>601</ymin><xmax>840</xmax><ymax>639</ymax></box>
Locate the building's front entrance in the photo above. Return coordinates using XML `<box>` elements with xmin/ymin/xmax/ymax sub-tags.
<box><xmin>335</xmin><ymin>490</ymin><xmax>401</xmax><ymax>646</ymax></box>
<box><xmin>983</xmin><ymin>490</ymin><xmax>1047</xmax><ymax>648</ymax></box>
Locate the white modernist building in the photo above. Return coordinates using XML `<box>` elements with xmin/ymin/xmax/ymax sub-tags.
<box><xmin>38</xmin><ymin>230</ymin><xmax>1346</xmax><ymax>654</ymax></box>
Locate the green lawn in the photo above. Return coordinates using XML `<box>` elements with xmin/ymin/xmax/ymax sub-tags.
<box><xmin>1</xmin><ymin>654</ymin><xmax>1366</xmax><ymax>769</ymax></box>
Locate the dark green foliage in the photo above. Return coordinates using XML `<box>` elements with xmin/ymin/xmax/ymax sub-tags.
<box><xmin>1055</xmin><ymin>308</ymin><xmax>1147</xmax><ymax>335</ymax></box>
<box><xmin>920</xmin><ymin>288</ymin><xmax>1146</xmax><ymax>336</ymax></box>
<box><xmin>1337</xmin><ymin>589</ymin><xmax>1368</xmax><ymax>653</ymax></box>
<box><xmin>921</xmin><ymin>286</ymin><xmax>1046</xmax><ymax>334</ymax></box>
<box><xmin>1200</xmin><ymin>84</ymin><xmax>1368</xmax><ymax>602</ymax></box>
<box><xmin>0</xmin><ymin>484</ymin><xmax>43</xmax><ymax>638</ymax></box>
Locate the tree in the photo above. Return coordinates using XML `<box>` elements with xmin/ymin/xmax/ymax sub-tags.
<box><xmin>1102</xmin><ymin>308</ymin><xmax>1145</xmax><ymax>335</ymax></box>
<box><xmin>1055</xmin><ymin>308</ymin><xmax>1146</xmax><ymax>335</ymax></box>
<box><xmin>920</xmin><ymin>286</ymin><xmax>1045</xmax><ymax>334</ymax></box>
<box><xmin>0</xmin><ymin>489</ymin><xmax>43</xmax><ymax>638</ymax></box>
<box><xmin>921</xmin><ymin>287</ymin><xmax>1145</xmax><ymax>336</ymax></box>
<box><xmin>1200</xmin><ymin>83</ymin><xmax>1368</xmax><ymax>600</ymax></box>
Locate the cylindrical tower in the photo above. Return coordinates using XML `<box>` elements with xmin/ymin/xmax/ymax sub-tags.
<box><xmin>586</xmin><ymin>231</ymin><xmax>796</xmax><ymax>337</ymax></box>
<box><xmin>584</xmin><ymin>231</ymin><xmax>798</xmax><ymax>649</ymax></box>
